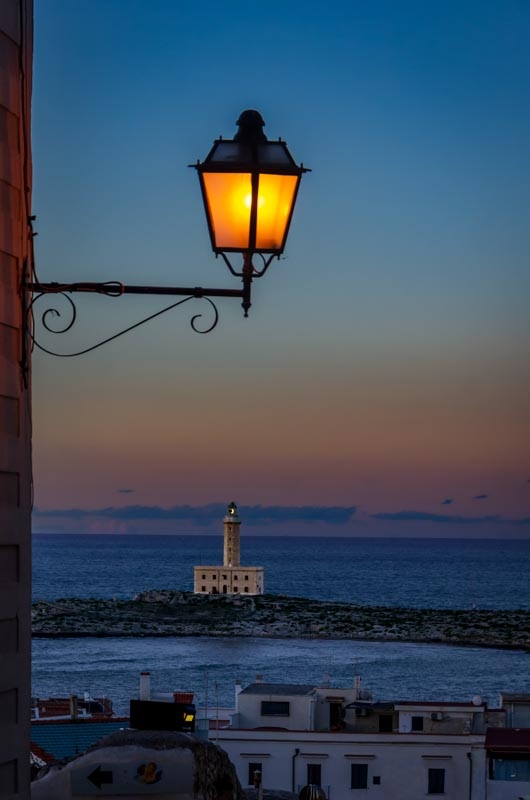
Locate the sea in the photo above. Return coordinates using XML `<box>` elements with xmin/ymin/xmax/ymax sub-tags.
<box><xmin>32</xmin><ymin>534</ymin><xmax>530</xmax><ymax>715</ymax></box>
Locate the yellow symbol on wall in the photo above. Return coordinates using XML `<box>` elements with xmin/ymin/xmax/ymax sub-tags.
<box><xmin>135</xmin><ymin>762</ymin><xmax>162</xmax><ymax>784</ymax></box>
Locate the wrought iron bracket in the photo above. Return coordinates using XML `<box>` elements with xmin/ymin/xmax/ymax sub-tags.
<box><xmin>24</xmin><ymin>272</ymin><xmax>252</xmax><ymax>358</ymax></box>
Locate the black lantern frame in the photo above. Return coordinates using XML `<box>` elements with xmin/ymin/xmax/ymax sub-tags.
<box><xmin>193</xmin><ymin>109</ymin><xmax>309</xmax><ymax>277</ymax></box>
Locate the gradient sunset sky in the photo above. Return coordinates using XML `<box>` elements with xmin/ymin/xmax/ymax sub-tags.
<box><xmin>31</xmin><ymin>0</ymin><xmax>530</xmax><ymax>537</ymax></box>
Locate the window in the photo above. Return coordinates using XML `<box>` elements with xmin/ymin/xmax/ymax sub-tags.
<box><xmin>212</xmin><ymin>574</ymin><xmax>217</xmax><ymax>580</ymax></box>
<box><xmin>351</xmin><ymin>764</ymin><xmax>368</xmax><ymax>789</ymax></box>
<box><xmin>378</xmin><ymin>714</ymin><xmax>393</xmax><ymax>732</ymax></box>
<box><xmin>492</xmin><ymin>759</ymin><xmax>530</xmax><ymax>781</ymax></box>
<box><xmin>234</xmin><ymin>575</ymin><xmax>238</xmax><ymax>580</ymax></box>
<box><xmin>373</xmin><ymin>776</ymin><xmax>381</xmax><ymax>785</ymax></box>
<box><xmin>234</xmin><ymin>586</ymin><xmax>238</xmax><ymax>592</ymax></box>
<box><xmin>411</xmin><ymin>716</ymin><xmax>424</xmax><ymax>731</ymax></box>
<box><xmin>261</xmin><ymin>701</ymin><xmax>290</xmax><ymax>716</ymax></box>
<box><xmin>248</xmin><ymin>762</ymin><xmax>262</xmax><ymax>786</ymax></box>
<box><xmin>202</xmin><ymin>574</ymin><xmax>206</xmax><ymax>579</ymax></box>
<box><xmin>201</xmin><ymin>586</ymin><xmax>206</xmax><ymax>592</ymax></box>
<box><xmin>245</xmin><ymin>575</ymin><xmax>249</xmax><ymax>581</ymax></box>
<box><xmin>222</xmin><ymin>574</ymin><xmax>227</xmax><ymax>579</ymax></box>
<box><xmin>244</xmin><ymin>587</ymin><xmax>249</xmax><ymax>593</ymax></box>
<box><xmin>428</xmin><ymin>768</ymin><xmax>445</xmax><ymax>794</ymax></box>
<box><xmin>307</xmin><ymin>763</ymin><xmax>321</xmax><ymax>784</ymax></box>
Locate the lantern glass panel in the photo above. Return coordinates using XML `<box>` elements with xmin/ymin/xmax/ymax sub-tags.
<box><xmin>202</xmin><ymin>172</ymin><xmax>253</xmax><ymax>250</ymax></box>
<box><xmin>255</xmin><ymin>173</ymin><xmax>299</xmax><ymax>250</ymax></box>
<box><xmin>256</xmin><ymin>141</ymin><xmax>296</xmax><ymax>167</ymax></box>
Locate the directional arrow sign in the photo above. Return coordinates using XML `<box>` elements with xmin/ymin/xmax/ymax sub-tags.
<box><xmin>71</xmin><ymin>751</ymin><xmax>194</xmax><ymax>796</ymax></box>
<box><xmin>88</xmin><ymin>766</ymin><xmax>113</xmax><ymax>790</ymax></box>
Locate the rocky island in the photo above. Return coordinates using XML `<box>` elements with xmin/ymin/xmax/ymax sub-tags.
<box><xmin>31</xmin><ymin>590</ymin><xmax>530</xmax><ymax>651</ymax></box>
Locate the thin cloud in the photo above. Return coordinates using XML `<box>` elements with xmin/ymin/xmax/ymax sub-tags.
<box><xmin>441</xmin><ymin>498</ymin><xmax>453</xmax><ymax>506</ymax></box>
<box><xmin>32</xmin><ymin>504</ymin><xmax>357</xmax><ymax>526</ymax></box>
<box><xmin>371</xmin><ymin>510</ymin><xmax>501</xmax><ymax>525</ymax></box>
<box><xmin>473</xmin><ymin>494</ymin><xmax>489</xmax><ymax>500</ymax></box>
<box><xmin>117</xmin><ymin>488</ymin><xmax>135</xmax><ymax>494</ymax></box>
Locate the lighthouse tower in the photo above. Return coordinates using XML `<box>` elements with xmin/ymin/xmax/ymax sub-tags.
<box><xmin>193</xmin><ymin>502</ymin><xmax>264</xmax><ymax>595</ymax></box>
<box><xmin>224</xmin><ymin>501</ymin><xmax>240</xmax><ymax>567</ymax></box>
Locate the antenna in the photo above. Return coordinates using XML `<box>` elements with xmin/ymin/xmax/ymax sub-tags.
<box><xmin>215</xmin><ymin>682</ymin><xmax>219</xmax><ymax>745</ymax></box>
<box><xmin>204</xmin><ymin>668</ymin><xmax>209</xmax><ymax>724</ymax></box>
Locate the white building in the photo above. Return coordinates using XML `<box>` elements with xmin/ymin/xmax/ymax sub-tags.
<box><xmin>210</xmin><ymin>680</ymin><xmax>508</xmax><ymax>800</ymax></box>
<box><xmin>484</xmin><ymin>694</ymin><xmax>530</xmax><ymax>800</ymax></box>
<box><xmin>194</xmin><ymin>502</ymin><xmax>264</xmax><ymax>595</ymax></box>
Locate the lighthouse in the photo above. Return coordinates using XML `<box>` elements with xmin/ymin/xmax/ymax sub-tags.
<box><xmin>224</xmin><ymin>501</ymin><xmax>240</xmax><ymax>567</ymax></box>
<box><xmin>193</xmin><ymin>502</ymin><xmax>264</xmax><ymax>595</ymax></box>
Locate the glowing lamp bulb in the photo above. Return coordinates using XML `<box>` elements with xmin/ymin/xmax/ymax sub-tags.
<box><xmin>244</xmin><ymin>193</ymin><xmax>265</xmax><ymax>209</ymax></box>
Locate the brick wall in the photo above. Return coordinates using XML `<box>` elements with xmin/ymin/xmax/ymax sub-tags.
<box><xmin>0</xmin><ymin>1</ymin><xmax>33</xmax><ymax>798</ymax></box>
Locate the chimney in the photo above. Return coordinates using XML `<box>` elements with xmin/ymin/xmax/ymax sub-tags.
<box><xmin>235</xmin><ymin>679</ymin><xmax>242</xmax><ymax>707</ymax></box>
<box><xmin>255</xmin><ymin>674</ymin><xmax>262</xmax><ymax>683</ymax></box>
<box><xmin>140</xmin><ymin>671</ymin><xmax>151</xmax><ymax>701</ymax></box>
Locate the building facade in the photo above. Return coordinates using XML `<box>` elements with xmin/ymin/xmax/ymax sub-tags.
<box><xmin>210</xmin><ymin>681</ymin><xmax>508</xmax><ymax>800</ymax></box>
<box><xmin>194</xmin><ymin>502</ymin><xmax>264</xmax><ymax>595</ymax></box>
<box><xmin>0</xmin><ymin>2</ymin><xmax>33</xmax><ymax>798</ymax></box>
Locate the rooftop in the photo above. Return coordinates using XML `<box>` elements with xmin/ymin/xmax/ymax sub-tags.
<box><xmin>486</xmin><ymin>728</ymin><xmax>530</xmax><ymax>752</ymax></box>
<box><xmin>240</xmin><ymin>683</ymin><xmax>316</xmax><ymax>697</ymax></box>
<box><xmin>31</xmin><ymin>718</ymin><xmax>129</xmax><ymax>761</ymax></box>
<box><xmin>500</xmin><ymin>693</ymin><xmax>530</xmax><ymax>703</ymax></box>
<box><xmin>394</xmin><ymin>701</ymin><xmax>487</xmax><ymax>709</ymax></box>
<box><xmin>32</xmin><ymin>696</ymin><xmax>114</xmax><ymax>720</ymax></box>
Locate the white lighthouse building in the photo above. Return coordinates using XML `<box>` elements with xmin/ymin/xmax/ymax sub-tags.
<box><xmin>193</xmin><ymin>502</ymin><xmax>264</xmax><ymax>595</ymax></box>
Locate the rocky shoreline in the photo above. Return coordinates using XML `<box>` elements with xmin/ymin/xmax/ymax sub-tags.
<box><xmin>32</xmin><ymin>590</ymin><xmax>530</xmax><ymax>651</ymax></box>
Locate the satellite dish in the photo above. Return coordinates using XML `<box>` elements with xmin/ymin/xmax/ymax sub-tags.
<box><xmin>472</xmin><ymin>694</ymin><xmax>482</xmax><ymax>706</ymax></box>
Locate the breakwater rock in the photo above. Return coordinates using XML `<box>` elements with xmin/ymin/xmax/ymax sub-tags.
<box><xmin>31</xmin><ymin>591</ymin><xmax>530</xmax><ymax>650</ymax></box>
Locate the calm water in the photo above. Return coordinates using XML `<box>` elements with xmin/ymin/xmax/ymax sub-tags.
<box><xmin>33</xmin><ymin>534</ymin><xmax>530</xmax><ymax>609</ymax></box>
<box><xmin>32</xmin><ymin>635</ymin><xmax>530</xmax><ymax>716</ymax></box>
<box><xmin>32</xmin><ymin>534</ymin><xmax>530</xmax><ymax>714</ymax></box>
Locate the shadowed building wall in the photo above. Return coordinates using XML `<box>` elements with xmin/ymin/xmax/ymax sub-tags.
<box><xmin>0</xmin><ymin>1</ymin><xmax>33</xmax><ymax>798</ymax></box>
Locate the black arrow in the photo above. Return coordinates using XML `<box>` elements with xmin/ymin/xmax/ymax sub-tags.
<box><xmin>88</xmin><ymin>766</ymin><xmax>113</xmax><ymax>790</ymax></box>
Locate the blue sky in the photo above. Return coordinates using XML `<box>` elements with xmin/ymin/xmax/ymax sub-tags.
<box><xmin>31</xmin><ymin>0</ymin><xmax>530</xmax><ymax>536</ymax></box>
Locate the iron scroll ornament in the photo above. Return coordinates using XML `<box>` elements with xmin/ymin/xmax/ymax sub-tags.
<box><xmin>27</xmin><ymin>283</ymin><xmax>224</xmax><ymax>358</ymax></box>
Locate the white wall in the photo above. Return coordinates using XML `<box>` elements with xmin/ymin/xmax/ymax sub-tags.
<box><xmin>487</xmin><ymin>779</ymin><xmax>530</xmax><ymax>800</ymax></box>
<box><xmin>213</xmin><ymin>729</ymin><xmax>486</xmax><ymax>800</ymax></box>
<box><xmin>237</xmin><ymin>691</ymin><xmax>316</xmax><ymax>731</ymax></box>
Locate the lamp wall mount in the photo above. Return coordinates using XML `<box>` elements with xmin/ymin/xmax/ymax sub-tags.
<box><xmin>25</xmin><ymin>267</ymin><xmax>252</xmax><ymax>358</ymax></box>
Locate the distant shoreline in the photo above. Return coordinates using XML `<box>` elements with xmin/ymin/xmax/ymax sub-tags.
<box><xmin>31</xmin><ymin>590</ymin><xmax>530</xmax><ymax>652</ymax></box>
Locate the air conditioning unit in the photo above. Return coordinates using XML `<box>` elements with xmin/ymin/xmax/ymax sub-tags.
<box><xmin>431</xmin><ymin>712</ymin><xmax>444</xmax><ymax>721</ymax></box>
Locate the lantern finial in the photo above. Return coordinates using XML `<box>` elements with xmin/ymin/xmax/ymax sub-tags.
<box><xmin>234</xmin><ymin>109</ymin><xmax>267</xmax><ymax>143</ymax></box>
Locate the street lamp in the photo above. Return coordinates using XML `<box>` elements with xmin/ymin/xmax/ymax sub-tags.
<box><xmin>25</xmin><ymin>110</ymin><xmax>309</xmax><ymax>359</ymax></box>
<box><xmin>194</xmin><ymin>109</ymin><xmax>308</xmax><ymax>315</ymax></box>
